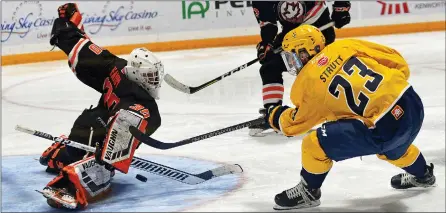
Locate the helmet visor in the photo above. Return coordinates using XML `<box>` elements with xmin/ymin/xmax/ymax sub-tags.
<box><xmin>280</xmin><ymin>51</ymin><xmax>304</xmax><ymax>75</ymax></box>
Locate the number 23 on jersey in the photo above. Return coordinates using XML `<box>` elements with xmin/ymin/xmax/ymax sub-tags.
<box><xmin>328</xmin><ymin>57</ymin><xmax>384</xmax><ymax>116</ymax></box>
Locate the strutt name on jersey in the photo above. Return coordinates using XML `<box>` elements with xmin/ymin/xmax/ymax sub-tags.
<box><xmin>278</xmin><ymin>39</ymin><xmax>411</xmax><ymax>136</ymax></box>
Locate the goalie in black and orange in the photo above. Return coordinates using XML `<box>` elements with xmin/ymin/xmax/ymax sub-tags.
<box><xmin>38</xmin><ymin>3</ymin><xmax>163</xmax><ymax>210</ymax></box>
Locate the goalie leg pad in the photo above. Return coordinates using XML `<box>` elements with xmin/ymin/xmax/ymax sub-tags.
<box><xmin>101</xmin><ymin>109</ymin><xmax>147</xmax><ymax>173</ymax></box>
<box><xmin>44</xmin><ymin>156</ymin><xmax>112</xmax><ymax>209</ymax></box>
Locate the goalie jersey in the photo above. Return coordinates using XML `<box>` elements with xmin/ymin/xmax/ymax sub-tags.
<box><xmin>278</xmin><ymin>39</ymin><xmax>411</xmax><ymax>136</ymax></box>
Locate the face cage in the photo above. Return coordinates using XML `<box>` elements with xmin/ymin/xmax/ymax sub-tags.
<box><xmin>280</xmin><ymin>51</ymin><xmax>304</xmax><ymax>76</ymax></box>
<box><xmin>140</xmin><ymin>62</ymin><xmax>164</xmax><ymax>90</ymax></box>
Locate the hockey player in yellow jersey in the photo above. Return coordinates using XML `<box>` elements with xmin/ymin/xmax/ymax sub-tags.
<box><xmin>265</xmin><ymin>25</ymin><xmax>436</xmax><ymax>210</ymax></box>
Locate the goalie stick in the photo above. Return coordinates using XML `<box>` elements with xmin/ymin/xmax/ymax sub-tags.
<box><xmin>15</xmin><ymin>125</ymin><xmax>243</xmax><ymax>185</ymax></box>
<box><xmin>165</xmin><ymin>22</ymin><xmax>334</xmax><ymax>94</ymax></box>
<box><xmin>129</xmin><ymin>117</ymin><xmax>264</xmax><ymax>150</ymax></box>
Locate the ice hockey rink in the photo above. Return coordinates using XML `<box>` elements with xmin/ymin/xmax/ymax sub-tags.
<box><xmin>2</xmin><ymin>31</ymin><xmax>445</xmax><ymax>212</ymax></box>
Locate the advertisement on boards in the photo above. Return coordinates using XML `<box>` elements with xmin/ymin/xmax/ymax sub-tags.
<box><xmin>1</xmin><ymin>1</ymin><xmax>162</xmax><ymax>45</ymax></box>
<box><xmin>1</xmin><ymin>1</ymin><xmax>55</xmax><ymax>44</ymax></box>
<box><xmin>360</xmin><ymin>1</ymin><xmax>445</xmax><ymax>18</ymax></box>
<box><xmin>179</xmin><ymin>1</ymin><xmax>258</xmax><ymax>31</ymax></box>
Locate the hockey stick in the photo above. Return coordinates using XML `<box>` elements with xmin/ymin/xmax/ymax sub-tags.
<box><xmin>131</xmin><ymin>157</ymin><xmax>243</xmax><ymax>185</ymax></box>
<box><xmin>129</xmin><ymin>117</ymin><xmax>264</xmax><ymax>150</ymax></box>
<box><xmin>14</xmin><ymin>125</ymin><xmax>243</xmax><ymax>185</ymax></box>
<box><xmin>164</xmin><ymin>57</ymin><xmax>261</xmax><ymax>94</ymax></box>
<box><xmin>164</xmin><ymin>22</ymin><xmax>334</xmax><ymax>94</ymax></box>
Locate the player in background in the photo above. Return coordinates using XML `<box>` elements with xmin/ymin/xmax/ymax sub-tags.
<box><xmin>265</xmin><ymin>25</ymin><xmax>436</xmax><ymax>210</ymax></box>
<box><xmin>37</xmin><ymin>3</ymin><xmax>164</xmax><ymax>210</ymax></box>
<box><xmin>249</xmin><ymin>1</ymin><xmax>351</xmax><ymax>136</ymax></box>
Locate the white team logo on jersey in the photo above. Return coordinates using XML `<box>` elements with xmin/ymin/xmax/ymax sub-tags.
<box><xmin>277</xmin><ymin>1</ymin><xmax>305</xmax><ymax>23</ymax></box>
<box><xmin>321</xmin><ymin>124</ymin><xmax>327</xmax><ymax>137</ymax></box>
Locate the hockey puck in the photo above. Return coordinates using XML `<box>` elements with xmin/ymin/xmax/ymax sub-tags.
<box><xmin>135</xmin><ymin>174</ymin><xmax>148</xmax><ymax>182</ymax></box>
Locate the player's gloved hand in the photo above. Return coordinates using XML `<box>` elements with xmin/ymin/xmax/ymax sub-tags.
<box><xmin>256</xmin><ymin>41</ymin><xmax>274</xmax><ymax>64</ymax></box>
<box><xmin>331</xmin><ymin>1</ymin><xmax>351</xmax><ymax>29</ymax></box>
<box><xmin>265</xmin><ymin>104</ymin><xmax>290</xmax><ymax>131</ymax></box>
<box><xmin>49</xmin><ymin>18</ymin><xmax>87</xmax><ymax>52</ymax></box>
<box><xmin>39</xmin><ymin>139</ymin><xmax>66</xmax><ymax>166</ymax></box>
<box><xmin>39</xmin><ymin>136</ymin><xmax>79</xmax><ymax>173</ymax></box>
<box><xmin>57</xmin><ymin>3</ymin><xmax>82</xmax><ymax>26</ymax></box>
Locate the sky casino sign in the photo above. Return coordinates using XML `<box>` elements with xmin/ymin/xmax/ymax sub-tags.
<box><xmin>81</xmin><ymin>1</ymin><xmax>158</xmax><ymax>35</ymax></box>
<box><xmin>1</xmin><ymin>1</ymin><xmax>159</xmax><ymax>44</ymax></box>
<box><xmin>1</xmin><ymin>1</ymin><xmax>55</xmax><ymax>43</ymax></box>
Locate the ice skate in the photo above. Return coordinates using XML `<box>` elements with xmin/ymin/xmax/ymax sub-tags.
<box><xmin>38</xmin><ymin>186</ymin><xmax>80</xmax><ymax>210</ymax></box>
<box><xmin>391</xmin><ymin>163</ymin><xmax>436</xmax><ymax>189</ymax></box>
<box><xmin>273</xmin><ymin>178</ymin><xmax>321</xmax><ymax>210</ymax></box>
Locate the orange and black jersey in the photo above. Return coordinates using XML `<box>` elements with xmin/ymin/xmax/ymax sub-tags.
<box><xmin>252</xmin><ymin>1</ymin><xmax>334</xmax><ymax>46</ymax></box>
<box><xmin>51</xmin><ymin>18</ymin><xmax>156</xmax><ymax>112</ymax></box>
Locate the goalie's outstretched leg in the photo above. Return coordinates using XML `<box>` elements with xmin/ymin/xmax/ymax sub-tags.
<box><xmin>40</xmin><ymin>156</ymin><xmax>113</xmax><ymax>210</ymax></box>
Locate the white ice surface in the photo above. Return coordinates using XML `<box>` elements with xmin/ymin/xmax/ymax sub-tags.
<box><xmin>2</xmin><ymin>31</ymin><xmax>445</xmax><ymax>212</ymax></box>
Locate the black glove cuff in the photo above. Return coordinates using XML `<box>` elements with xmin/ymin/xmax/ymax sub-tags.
<box><xmin>333</xmin><ymin>1</ymin><xmax>351</xmax><ymax>11</ymax></box>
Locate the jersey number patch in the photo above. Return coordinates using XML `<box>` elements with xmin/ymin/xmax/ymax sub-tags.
<box><xmin>103</xmin><ymin>67</ymin><xmax>122</xmax><ymax>110</ymax></box>
<box><xmin>103</xmin><ymin>78</ymin><xmax>120</xmax><ymax>110</ymax></box>
<box><xmin>328</xmin><ymin>57</ymin><xmax>383</xmax><ymax>116</ymax></box>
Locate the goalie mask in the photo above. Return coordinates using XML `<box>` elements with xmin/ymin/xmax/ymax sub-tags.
<box><xmin>124</xmin><ymin>48</ymin><xmax>164</xmax><ymax>99</ymax></box>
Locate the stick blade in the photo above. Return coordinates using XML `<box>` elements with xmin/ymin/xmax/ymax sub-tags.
<box><xmin>15</xmin><ymin>125</ymin><xmax>35</xmax><ymax>134</ymax></box>
<box><xmin>129</xmin><ymin>126</ymin><xmax>175</xmax><ymax>150</ymax></box>
<box><xmin>193</xmin><ymin>164</ymin><xmax>244</xmax><ymax>183</ymax></box>
<box><xmin>164</xmin><ymin>74</ymin><xmax>192</xmax><ymax>94</ymax></box>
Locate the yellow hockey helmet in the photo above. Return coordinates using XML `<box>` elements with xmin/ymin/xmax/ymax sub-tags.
<box><xmin>280</xmin><ymin>25</ymin><xmax>326</xmax><ymax>75</ymax></box>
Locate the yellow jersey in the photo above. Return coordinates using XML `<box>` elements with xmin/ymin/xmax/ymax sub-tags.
<box><xmin>277</xmin><ymin>39</ymin><xmax>411</xmax><ymax>136</ymax></box>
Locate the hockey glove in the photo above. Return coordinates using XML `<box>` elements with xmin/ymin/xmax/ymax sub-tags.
<box><xmin>50</xmin><ymin>18</ymin><xmax>87</xmax><ymax>53</ymax></box>
<box><xmin>266</xmin><ymin>105</ymin><xmax>290</xmax><ymax>132</ymax></box>
<box><xmin>331</xmin><ymin>1</ymin><xmax>351</xmax><ymax>29</ymax></box>
<box><xmin>256</xmin><ymin>41</ymin><xmax>274</xmax><ymax>64</ymax></box>
<box><xmin>40</xmin><ymin>140</ymin><xmax>66</xmax><ymax>166</ymax></box>
<box><xmin>39</xmin><ymin>137</ymin><xmax>78</xmax><ymax>174</ymax></box>
<box><xmin>57</xmin><ymin>3</ymin><xmax>82</xmax><ymax>28</ymax></box>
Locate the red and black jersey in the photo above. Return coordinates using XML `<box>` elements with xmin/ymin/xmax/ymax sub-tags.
<box><xmin>252</xmin><ymin>1</ymin><xmax>338</xmax><ymax>46</ymax></box>
<box><xmin>66</xmin><ymin>38</ymin><xmax>126</xmax><ymax>93</ymax></box>
<box><xmin>51</xmin><ymin>18</ymin><xmax>156</xmax><ymax>113</ymax></box>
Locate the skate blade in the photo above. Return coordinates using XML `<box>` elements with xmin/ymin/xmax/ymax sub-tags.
<box><xmin>249</xmin><ymin>129</ymin><xmax>280</xmax><ymax>137</ymax></box>
<box><xmin>394</xmin><ymin>183</ymin><xmax>438</xmax><ymax>191</ymax></box>
<box><xmin>46</xmin><ymin>193</ymin><xmax>78</xmax><ymax>209</ymax></box>
<box><xmin>36</xmin><ymin>189</ymin><xmax>78</xmax><ymax>209</ymax></box>
<box><xmin>273</xmin><ymin>201</ymin><xmax>320</xmax><ymax>211</ymax></box>
<box><xmin>35</xmin><ymin>189</ymin><xmax>50</xmax><ymax>198</ymax></box>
